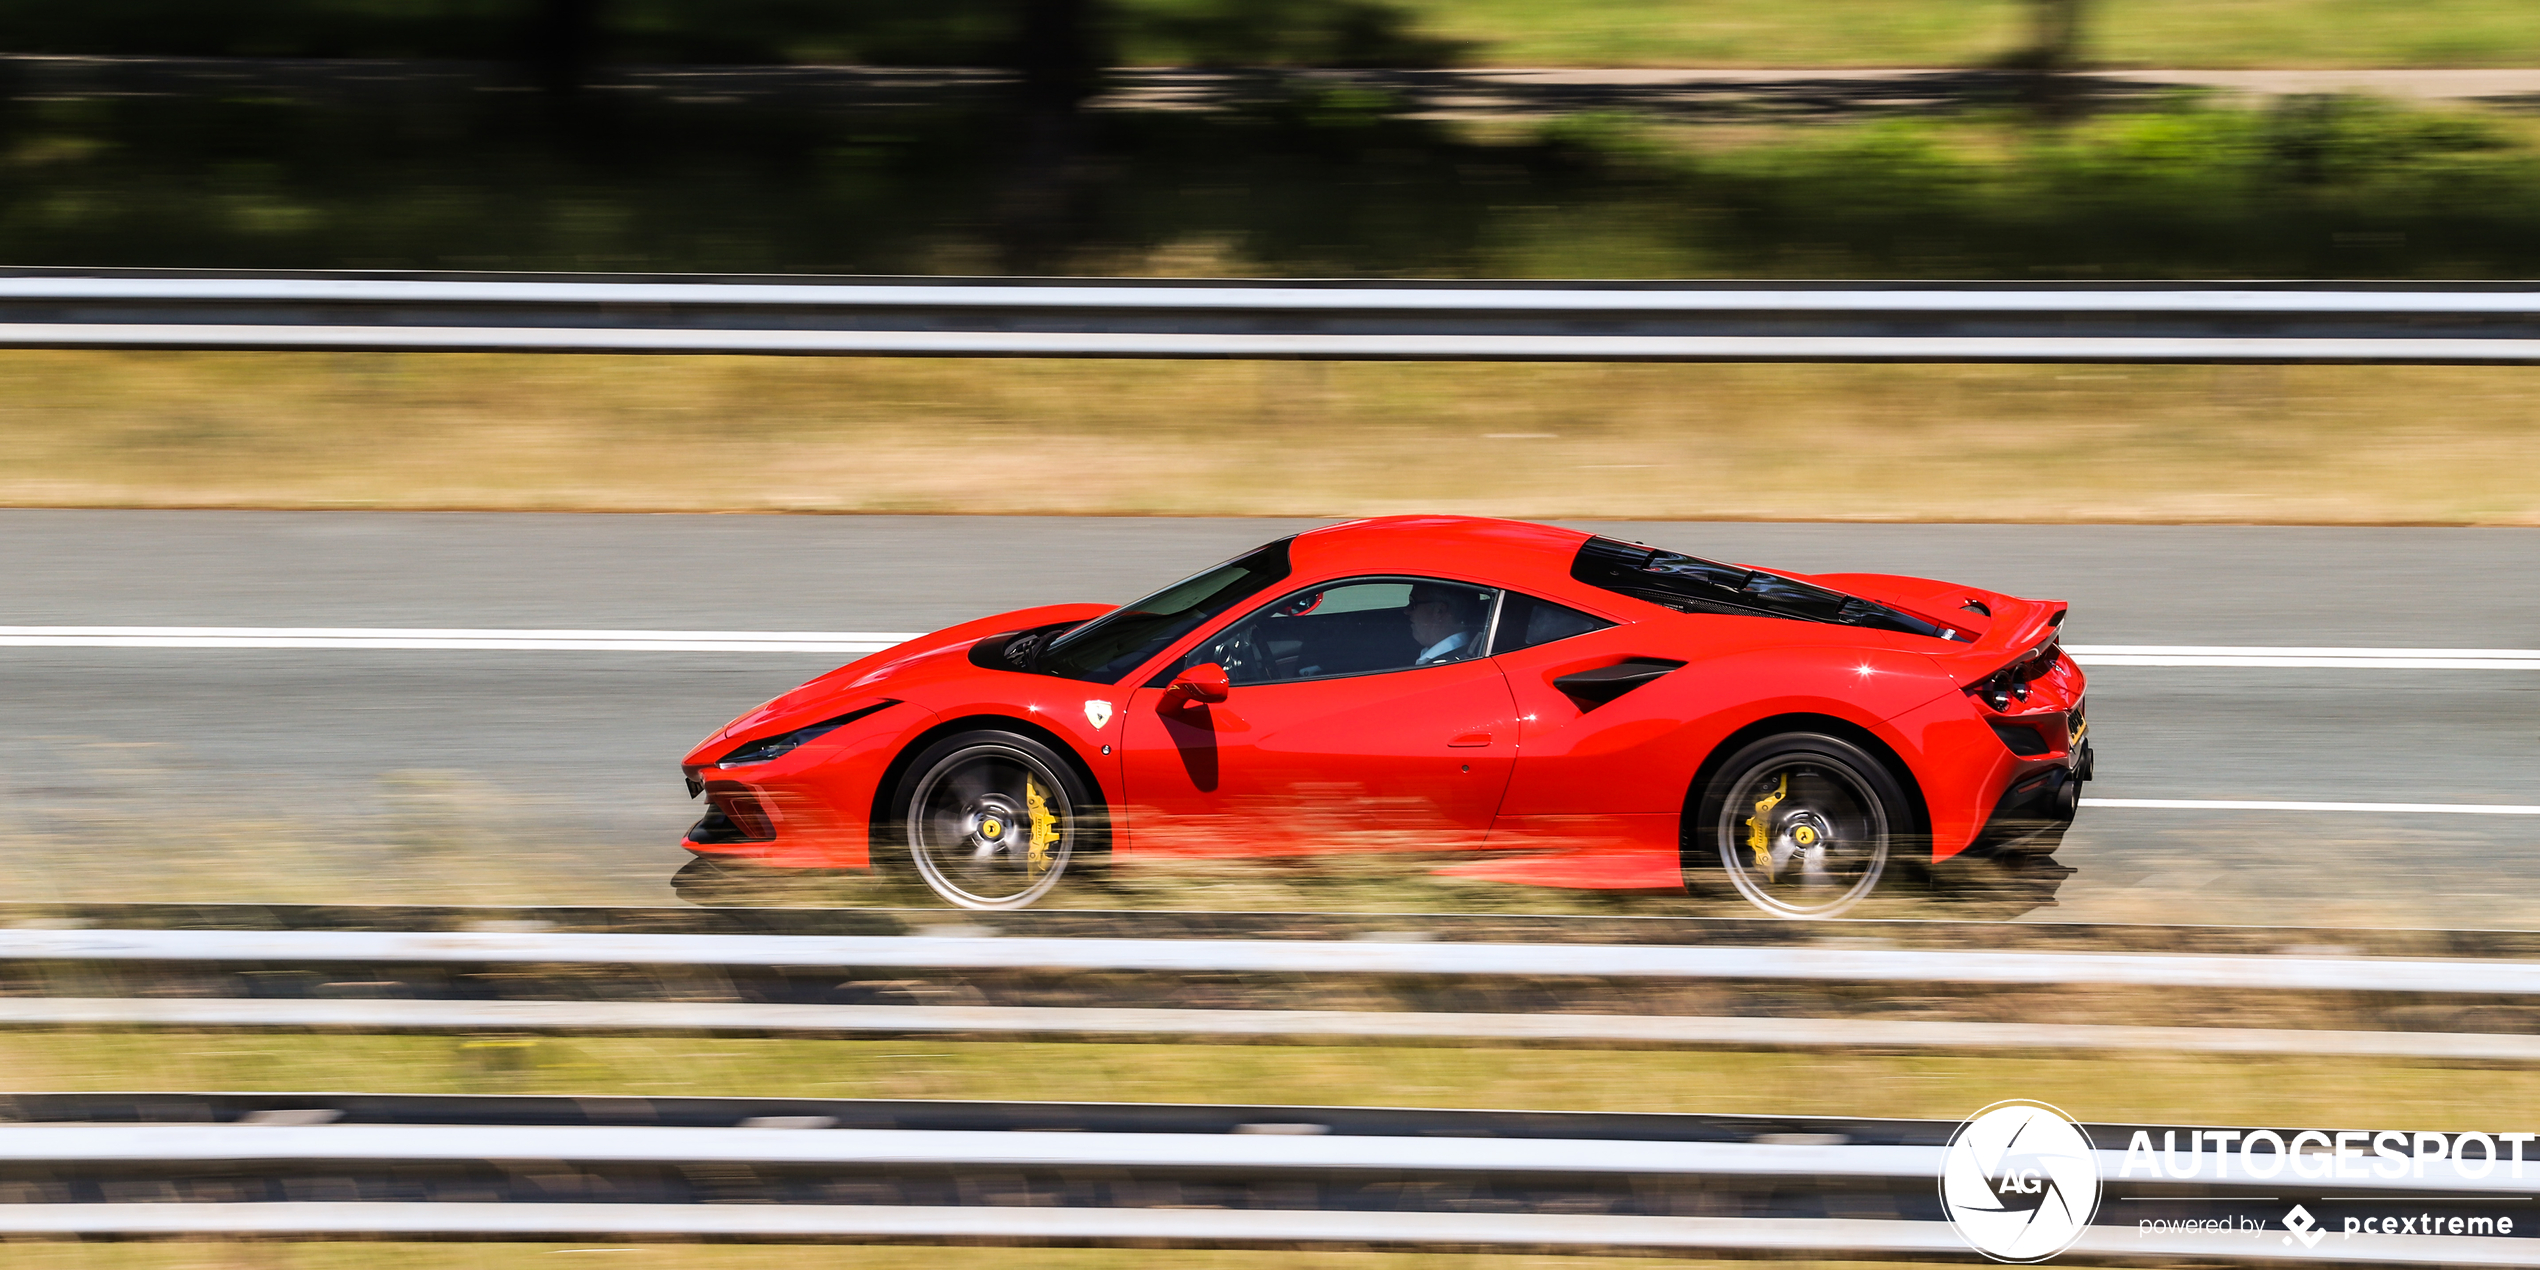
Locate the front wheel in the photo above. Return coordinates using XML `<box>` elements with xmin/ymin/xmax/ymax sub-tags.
<box><xmin>892</xmin><ymin>730</ymin><xmax>1094</xmax><ymax>910</ymax></box>
<box><xmin>1693</xmin><ymin>732</ymin><xmax>1911</xmax><ymax>919</ymax></box>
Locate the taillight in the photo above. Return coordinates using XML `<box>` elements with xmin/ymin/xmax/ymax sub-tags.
<box><xmin>1974</xmin><ymin>638</ymin><xmax>2061</xmax><ymax>709</ymax></box>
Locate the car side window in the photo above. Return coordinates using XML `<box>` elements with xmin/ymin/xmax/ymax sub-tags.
<box><xmin>1492</xmin><ymin>590</ymin><xmax>1616</xmax><ymax>655</ymax></box>
<box><xmin>1180</xmin><ymin>578</ymin><xmax>1502</xmax><ymax>685</ymax></box>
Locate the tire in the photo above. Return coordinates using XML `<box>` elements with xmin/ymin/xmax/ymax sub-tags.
<box><xmin>889</xmin><ymin>729</ymin><xmax>1096</xmax><ymax>911</ymax></box>
<box><xmin>1690</xmin><ymin>732</ymin><xmax>1912</xmax><ymax>919</ymax></box>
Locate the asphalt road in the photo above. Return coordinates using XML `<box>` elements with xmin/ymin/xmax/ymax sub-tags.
<box><xmin>2</xmin><ymin>509</ymin><xmax>2533</xmax><ymax>927</ymax></box>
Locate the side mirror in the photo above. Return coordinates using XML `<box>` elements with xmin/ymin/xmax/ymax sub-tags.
<box><xmin>1166</xmin><ymin>663</ymin><xmax>1231</xmax><ymax>705</ymax></box>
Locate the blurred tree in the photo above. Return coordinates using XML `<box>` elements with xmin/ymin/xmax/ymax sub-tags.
<box><xmin>1018</xmin><ymin>0</ymin><xmax>1106</xmax><ymax>111</ymax></box>
<box><xmin>1001</xmin><ymin>0</ymin><xmax>1111</xmax><ymax>271</ymax></box>
<box><xmin>2010</xmin><ymin>0</ymin><xmax>2086</xmax><ymax>115</ymax></box>
<box><xmin>2025</xmin><ymin>0</ymin><xmax>2084</xmax><ymax>71</ymax></box>
<box><xmin>1141</xmin><ymin>0</ymin><xmax>1466</xmax><ymax>68</ymax></box>
<box><xmin>525</xmin><ymin>0</ymin><xmax>602</xmax><ymax>95</ymax></box>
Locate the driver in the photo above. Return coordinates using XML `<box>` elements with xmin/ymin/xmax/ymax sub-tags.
<box><xmin>1408</xmin><ymin>584</ymin><xmax>1484</xmax><ymax>665</ymax></box>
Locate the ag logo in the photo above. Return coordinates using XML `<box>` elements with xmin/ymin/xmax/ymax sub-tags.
<box><xmin>1940</xmin><ymin>1100</ymin><xmax>2102</xmax><ymax>1262</ymax></box>
<box><xmin>1083</xmin><ymin>699</ymin><xmax>1113</xmax><ymax>730</ymax></box>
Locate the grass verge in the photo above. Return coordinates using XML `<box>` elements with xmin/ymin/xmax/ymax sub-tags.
<box><xmin>1</xmin><ymin>1031</ymin><xmax>2528</xmax><ymax>1128</ymax></box>
<box><xmin>1398</xmin><ymin>0</ymin><xmax>2540</xmax><ymax>68</ymax></box>
<box><xmin>5</xmin><ymin>1020</ymin><xmax>2533</xmax><ymax>1263</ymax></box>
<box><xmin>3</xmin><ymin>353</ymin><xmax>2536</xmax><ymax>524</ymax></box>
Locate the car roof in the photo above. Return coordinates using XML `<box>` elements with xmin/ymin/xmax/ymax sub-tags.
<box><xmin>1289</xmin><ymin>516</ymin><xmax>1595</xmax><ymax>594</ymax></box>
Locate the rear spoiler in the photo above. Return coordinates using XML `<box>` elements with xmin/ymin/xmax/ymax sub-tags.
<box><xmin>1932</xmin><ymin>598</ymin><xmax>2068</xmax><ymax>683</ymax></box>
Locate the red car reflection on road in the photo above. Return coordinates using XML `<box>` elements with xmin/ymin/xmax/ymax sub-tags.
<box><xmin>679</xmin><ymin>516</ymin><xmax>2090</xmax><ymax>918</ymax></box>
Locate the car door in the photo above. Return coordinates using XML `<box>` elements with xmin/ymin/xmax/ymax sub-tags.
<box><xmin>1436</xmin><ymin>587</ymin><xmax>1702</xmax><ymax>889</ymax></box>
<box><xmin>1118</xmin><ymin>577</ymin><xmax>1520</xmax><ymax>856</ymax></box>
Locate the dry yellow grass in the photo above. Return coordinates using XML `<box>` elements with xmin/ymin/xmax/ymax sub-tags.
<box><xmin>1</xmin><ymin>1031</ymin><xmax>2523</xmax><ymax>1131</ymax></box>
<box><xmin>0</xmin><ymin>1027</ymin><xmax>2517</xmax><ymax>1270</ymax></box>
<box><xmin>17</xmin><ymin>1025</ymin><xmax>2516</xmax><ymax>1268</ymax></box>
<box><xmin>1</xmin><ymin>353</ymin><xmax>2533</xmax><ymax>524</ymax></box>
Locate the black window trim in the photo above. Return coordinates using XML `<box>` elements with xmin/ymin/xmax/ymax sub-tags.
<box><xmin>1568</xmin><ymin>535</ymin><xmax>1966</xmax><ymax>642</ymax></box>
<box><xmin>1487</xmin><ymin>588</ymin><xmax>1619</xmax><ymax>657</ymax></box>
<box><xmin>1033</xmin><ymin>537</ymin><xmax>1296</xmax><ymax>685</ymax></box>
<box><xmin>1148</xmin><ymin>574</ymin><xmax>1507</xmax><ymax>689</ymax></box>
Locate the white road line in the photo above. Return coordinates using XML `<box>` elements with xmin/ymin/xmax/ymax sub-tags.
<box><xmin>2067</xmin><ymin>644</ymin><xmax>2540</xmax><ymax>669</ymax></box>
<box><xmin>2</xmin><ymin>630</ymin><xmax>2535</xmax><ymax>667</ymax></box>
<box><xmin>0</xmin><ymin>627</ymin><xmax>919</xmax><ymax>653</ymax></box>
<box><xmin>9</xmin><ymin>629</ymin><xmax>2528</xmax><ymax>818</ymax></box>
<box><xmin>2083</xmin><ymin>797</ymin><xmax>2540</xmax><ymax>816</ymax></box>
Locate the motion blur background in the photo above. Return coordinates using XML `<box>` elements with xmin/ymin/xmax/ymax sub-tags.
<box><xmin>3</xmin><ymin>0</ymin><xmax>2536</xmax><ymax>918</ymax></box>
<box><xmin>0</xmin><ymin>7</ymin><xmax>2536</xmax><ymax>1267</ymax></box>
<box><xmin>3</xmin><ymin>0</ymin><xmax>2538</xmax><ymax>522</ymax></box>
<box><xmin>7</xmin><ymin>0</ymin><xmax>2540</xmax><ymax>280</ymax></box>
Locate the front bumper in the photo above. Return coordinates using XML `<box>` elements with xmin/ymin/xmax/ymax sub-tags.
<box><xmin>677</xmin><ymin>703</ymin><xmax>941</xmax><ymax>870</ymax></box>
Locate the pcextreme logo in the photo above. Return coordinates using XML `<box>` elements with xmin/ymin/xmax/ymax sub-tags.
<box><xmin>1940</xmin><ymin>1100</ymin><xmax>2104</xmax><ymax>1262</ymax></box>
<box><xmin>2283</xmin><ymin>1204</ymin><xmax>2327</xmax><ymax>1248</ymax></box>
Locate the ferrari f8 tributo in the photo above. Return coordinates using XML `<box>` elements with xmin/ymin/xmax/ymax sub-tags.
<box><xmin>679</xmin><ymin>516</ymin><xmax>2091</xmax><ymax>917</ymax></box>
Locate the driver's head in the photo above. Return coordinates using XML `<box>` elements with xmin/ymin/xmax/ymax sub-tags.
<box><xmin>1407</xmin><ymin>583</ymin><xmax>1482</xmax><ymax>648</ymax></box>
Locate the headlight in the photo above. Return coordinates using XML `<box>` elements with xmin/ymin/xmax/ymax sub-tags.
<box><xmin>715</xmin><ymin>700</ymin><xmax>896</xmax><ymax>767</ymax></box>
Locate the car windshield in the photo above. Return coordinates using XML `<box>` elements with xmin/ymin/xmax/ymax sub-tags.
<box><xmin>1035</xmin><ymin>539</ymin><xmax>1296</xmax><ymax>683</ymax></box>
<box><xmin>1571</xmin><ymin>536</ymin><xmax>1965</xmax><ymax>641</ymax></box>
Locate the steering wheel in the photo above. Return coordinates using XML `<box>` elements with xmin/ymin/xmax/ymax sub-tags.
<box><xmin>1225</xmin><ymin>624</ymin><xmax>1274</xmax><ymax>684</ymax></box>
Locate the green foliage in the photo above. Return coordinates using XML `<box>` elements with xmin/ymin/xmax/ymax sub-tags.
<box><xmin>1666</xmin><ymin>95</ymin><xmax>2540</xmax><ymax>277</ymax></box>
<box><xmin>1127</xmin><ymin>0</ymin><xmax>1470</xmax><ymax>67</ymax></box>
<box><xmin>3</xmin><ymin>69</ymin><xmax>2538</xmax><ymax>278</ymax></box>
<box><xmin>0</xmin><ymin>0</ymin><xmax>1462</xmax><ymax>68</ymax></box>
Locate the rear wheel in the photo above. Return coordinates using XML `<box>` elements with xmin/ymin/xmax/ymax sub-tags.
<box><xmin>1694</xmin><ymin>732</ymin><xmax>1910</xmax><ymax>919</ymax></box>
<box><xmin>893</xmin><ymin>730</ymin><xmax>1093</xmax><ymax>910</ymax></box>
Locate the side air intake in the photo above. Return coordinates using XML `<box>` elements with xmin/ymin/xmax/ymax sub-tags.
<box><xmin>1552</xmin><ymin>658</ymin><xmax>1687</xmax><ymax>710</ymax></box>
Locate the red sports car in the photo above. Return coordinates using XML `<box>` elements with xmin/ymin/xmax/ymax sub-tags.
<box><xmin>678</xmin><ymin>516</ymin><xmax>2090</xmax><ymax>918</ymax></box>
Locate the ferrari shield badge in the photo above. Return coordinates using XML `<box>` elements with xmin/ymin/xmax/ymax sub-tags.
<box><xmin>1083</xmin><ymin>699</ymin><xmax>1113</xmax><ymax>729</ymax></box>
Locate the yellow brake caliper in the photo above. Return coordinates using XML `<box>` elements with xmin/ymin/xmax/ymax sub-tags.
<box><xmin>1024</xmin><ymin>777</ymin><xmax>1058</xmax><ymax>875</ymax></box>
<box><xmin>1744</xmin><ymin>774</ymin><xmax>1788</xmax><ymax>881</ymax></box>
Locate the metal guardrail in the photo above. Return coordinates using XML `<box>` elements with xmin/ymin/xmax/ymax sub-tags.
<box><xmin>8</xmin><ymin>902</ymin><xmax>2538</xmax><ymax>958</ymax></box>
<box><xmin>7</xmin><ymin>927</ymin><xmax>2532</xmax><ymax>994</ymax></box>
<box><xmin>4</xmin><ymin>926</ymin><xmax>2536</xmax><ymax>1060</ymax></box>
<box><xmin>7</xmin><ymin>271</ymin><xmax>2540</xmax><ymax>361</ymax></box>
<box><xmin>0</xmin><ymin>996</ymin><xmax>2523</xmax><ymax>1060</ymax></box>
<box><xmin>0</xmin><ymin>1094</ymin><xmax>2528</xmax><ymax>1262</ymax></box>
